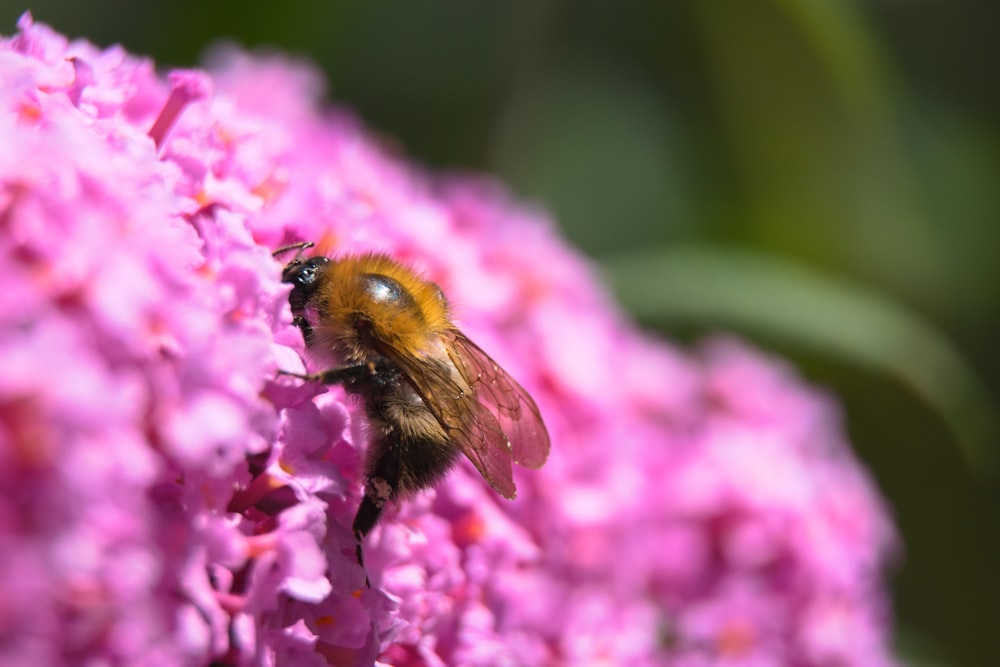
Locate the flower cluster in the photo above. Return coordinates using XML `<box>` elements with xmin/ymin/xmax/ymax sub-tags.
<box><xmin>0</xmin><ymin>14</ymin><xmax>900</xmax><ymax>667</ymax></box>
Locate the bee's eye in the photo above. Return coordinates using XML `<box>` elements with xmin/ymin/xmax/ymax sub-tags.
<box><xmin>283</xmin><ymin>258</ymin><xmax>328</xmax><ymax>288</ymax></box>
<box><xmin>297</xmin><ymin>266</ymin><xmax>316</xmax><ymax>285</ymax></box>
<box><xmin>283</xmin><ymin>258</ymin><xmax>329</xmax><ymax>314</ymax></box>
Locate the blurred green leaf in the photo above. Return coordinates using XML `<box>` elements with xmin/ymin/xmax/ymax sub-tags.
<box><xmin>602</xmin><ymin>245</ymin><xmax>999</xmax><ymax>477</ymax></box>
<box><xmin>695</xmin><ymin>0</ymin><xmax>960</xmax><ymax>312</ymax></box>
<box><xmin>773</xmin><ymin>0</ymin><xmax>893</xmax><ymax>118</ymax></box>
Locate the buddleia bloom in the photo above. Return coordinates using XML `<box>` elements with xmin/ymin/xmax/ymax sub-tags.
<box><xmin>0</xmin><ymin>14</ymin><xmax>900</xmax><ymax>667</ymax></box>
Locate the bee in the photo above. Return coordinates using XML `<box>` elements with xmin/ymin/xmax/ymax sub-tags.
<box><xmin>274</xmin><ymin>243</ymin><xmax>550</xmax><ymax>572</ymax></box>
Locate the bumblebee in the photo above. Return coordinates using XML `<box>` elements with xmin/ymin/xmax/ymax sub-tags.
<box><xmin>275</xmin><ymin>243</ymin><xmax>550</xmax><ymax>569</ymax></box>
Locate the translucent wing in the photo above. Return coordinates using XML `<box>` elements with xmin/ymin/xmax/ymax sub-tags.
<box><xmin>383</xmin><ymin>329</ymin><xmax>550</xmax><ymax>499</ymax></box>
<box><xmin>444</xmin><ymin>331</ymin><xmax>550</xmax><ymax>470</ymax></box>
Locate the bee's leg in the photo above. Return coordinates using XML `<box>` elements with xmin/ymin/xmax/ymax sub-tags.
<box><xmin>351</xmin><ymin>500</ymin><xmax>380</xmax><ymax>587</ymax></box>
<box><xmin>278</xmin><ymin>357</ymin><xmax>399</xmax><ymax>587</ymax></box>
<box><xmin>290</xmin><ymin>315</ymin><xmax>314</xmax><ymax>342</ymax></box>
<box><xmin>351</xmin><ymin>437</ymin><xmax>400</xmax><ymax>587</ymax></box>
<box><xmin>277</xmin><ymin>356</ymin><xmax>394</xmax><ymax>388</ymax></box>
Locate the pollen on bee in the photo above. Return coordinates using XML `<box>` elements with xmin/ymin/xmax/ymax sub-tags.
<box><xmin>370</xmin><ymin>476</ymin><xmax>392</xmax><ymax>506</ymax></box>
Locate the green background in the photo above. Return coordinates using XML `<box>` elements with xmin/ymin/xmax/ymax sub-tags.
<box><xmin>3</xmin><ymin>1</ymin><xmax>997</xmax><ymax>665</ymax></box>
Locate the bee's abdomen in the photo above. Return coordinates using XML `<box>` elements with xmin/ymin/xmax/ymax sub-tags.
<box><xmin>366</xmin><ymin>382</ymin><xmax>457</xmax><ymax>496</ymax></box>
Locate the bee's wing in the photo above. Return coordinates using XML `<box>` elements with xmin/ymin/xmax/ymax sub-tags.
<box><xmin>386</xmin><ymin>330</ymin><xmax>549</xmax><ymax>499</ymax></box>
<box><xmin>444</xmin><ymin>331</ymin><xmax>550</xmax><ymax>470</ymax></box>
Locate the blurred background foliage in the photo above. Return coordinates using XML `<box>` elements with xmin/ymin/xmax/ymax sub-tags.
<box><xmin>2</xmin><ymin>1</ymin><xmax>997</xmax><ymax>664</ymax></box>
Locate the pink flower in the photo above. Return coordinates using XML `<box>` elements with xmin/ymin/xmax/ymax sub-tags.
<box><xmin>0</xmin><ymin>13</ymin><xmax>900</xmax><ymax>666</ymax></box>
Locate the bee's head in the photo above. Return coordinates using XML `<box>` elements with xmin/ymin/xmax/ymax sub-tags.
<box><xmin>282</xmin><ymin>256</ymin><xmax>330</xmax><ymax>312</ymax></box>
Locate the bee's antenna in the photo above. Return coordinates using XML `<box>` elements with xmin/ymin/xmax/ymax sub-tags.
<box><xmin>272</xmin><ymin>241</ymin><xmax>314</xmax><ymax>261</ymax></box>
